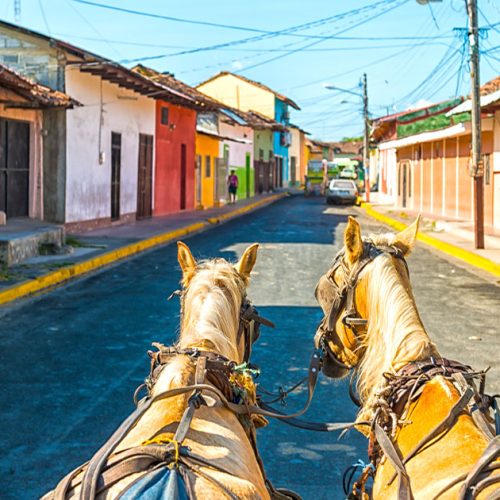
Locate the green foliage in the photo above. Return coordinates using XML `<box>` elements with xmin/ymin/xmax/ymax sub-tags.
<box><xmin>341</xmin><ymin>136</ymin><xmax>363</xmax><ymax>142</ymax></box>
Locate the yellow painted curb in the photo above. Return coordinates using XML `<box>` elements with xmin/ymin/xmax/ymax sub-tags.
<box><xmin>0</xmin><ymin>193</ymin><xmax>287</xmax><ymax>306</ymax></box>
<box><xmin>363</xmin><ymin>204</ymin><xmax>500</xmax><ymax>278</ymax></box>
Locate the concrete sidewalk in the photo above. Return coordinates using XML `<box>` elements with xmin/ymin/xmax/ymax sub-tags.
<box><xmin>0</xmin><ymin>192</ymin><xmax>288</xmax><ymax>305</ymax></box>
<box><xmin>362</xmin><ymin>197</ymin><xmax>500</xmax><ymax>280</ymax></box>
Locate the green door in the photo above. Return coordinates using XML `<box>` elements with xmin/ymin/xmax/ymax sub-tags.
<box><xmin>245</xmin><ymin>152</ymin><xmax>251</xmax><ymax>198</ymax></box>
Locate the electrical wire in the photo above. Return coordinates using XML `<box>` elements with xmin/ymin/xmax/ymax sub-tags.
<box><xmin>117</xmin><ymin>0</ymin><xmax>408</xmax><ymax>64</ymax></box>
<box><xmin>38</xmin><ymin>0</ymin><xmax>51</xmax><ymax>34</ymax></box>
<box><xmin>235</xmin><ymin>0</ymin><xmax>409</xmax><ymax>73</ymax></box>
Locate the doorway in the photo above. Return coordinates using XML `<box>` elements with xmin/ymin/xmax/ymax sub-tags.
<box><xmin>180</xmin><ymin>143</ymin><xmax>187</xmax><ymax>210</ymax></box>
<box><xmin>398</xmin><ymin>161</ymin><xmax>410</xmax><ymax>208</ymax></box>
<box><xmin>0</xmin><ymin>118</ymin><xmax>30</xmax><ymax>218</ymax></box>
<box><xmin>111</xmin><ymin>132</ymin><xmax>121</xmax><ymax>221</ymax></box>
<box><xmin>137</xmin><ymin>134</ymin><xmax>153</xmax><ymax>219</ymax></box>
<box><xmin>290</xmin><ymin>156</ymin><xmax>297</xmax><ymax>185</ymax></box>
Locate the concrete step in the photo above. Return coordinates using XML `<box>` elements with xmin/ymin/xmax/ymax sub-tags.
<box><xmin>0</xmin><ymin>218</ymin><xmax>65</xmax><ymax>266</ymax></box>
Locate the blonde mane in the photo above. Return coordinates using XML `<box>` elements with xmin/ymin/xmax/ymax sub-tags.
<box><xmin>356</xmin><ymin>233</ymin><xmax>439</xmax><ymax>417</ymax></box>
<box><xmin>179</xmin><ymin>259</ymin><xmax>245</xmax><ymax>361</ymax></box>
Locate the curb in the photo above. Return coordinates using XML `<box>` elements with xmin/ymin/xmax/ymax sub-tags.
<box><xmin>0</xmin><ymin>193</ymin><xmax>286</xmax><ymax>306</ymax></box>
<box><xmin>363</xmin><ymin>204</ymin><xmax>500</xmax><ymax>278</ymax></box>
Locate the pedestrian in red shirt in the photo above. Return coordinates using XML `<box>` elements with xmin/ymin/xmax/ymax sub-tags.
<box><xmin>227</xmin><ymin>170</ymin><xmax>238</xmax><ymax>204</ymax></box>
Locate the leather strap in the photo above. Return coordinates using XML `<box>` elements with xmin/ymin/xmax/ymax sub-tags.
<box><xmin>458</xmin><ymin>435</ymin><xmax>500</xmax><ymax>499</ymax></box>
<box><xmin>374</xmin><ymin>423</ymin><xmax>414</xmax><ymax>500</ymax></box>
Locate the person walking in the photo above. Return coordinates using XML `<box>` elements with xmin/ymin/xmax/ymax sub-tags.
<box><xmin>227</xmin><ymin>169</ymin><xmax>239</xmax><ymax>204</ymax></box>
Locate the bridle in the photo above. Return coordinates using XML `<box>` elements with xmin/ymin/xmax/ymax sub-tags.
<box><xmin>176</xmin><ymin>272</ymin><xmax>275</xmax><ymax>365</ymax></box>
<box><xmin>238</xmin><ymin>298</ymin><xmax>275</xmax><ymax>362</ymax></box>
<box><xmin>315</xmin><ymin>240</ymin><xmax>410</xmax><ymax>373</ymax></box>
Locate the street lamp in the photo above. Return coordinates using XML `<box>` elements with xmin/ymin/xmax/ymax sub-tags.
<box><xmin>324</xmin><ymin>74</ymin><xmax>370</xmax><ymax>202</ymax></box>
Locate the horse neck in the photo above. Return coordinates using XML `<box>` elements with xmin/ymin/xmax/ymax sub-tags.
<box><xmin>357</xmin><ymin>257</ymin><xmax>438</xmax><ymax>407</ymax></box>
<box><xmin>178</xmin><ymin>275</ymin><xmax>241</xmax><ymax>362</ymax></box>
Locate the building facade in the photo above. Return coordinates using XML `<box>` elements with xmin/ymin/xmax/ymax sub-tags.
<box><xmin>197</xmin><ymin>72</ymin><xmax>300</xmax><ymax>188</ymax></box>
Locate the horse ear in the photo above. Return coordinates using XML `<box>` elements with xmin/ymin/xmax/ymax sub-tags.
<box><xmin>235</xmin><ymin>243</ymin><xmax>259</xmax><ymax>280</ymax></box>
<box><xmin>177</xmin><ymin>241</ymin><xmax>197</xmax><ymax>284</ymax></box>
<box><xmin>344</xmin><ymin>216</ymin><xmax>363</xmax><ymax>264</ymax></box>
<box><xmin>394</xmin><ymin>215</ymin><xmax>420</xmax><ymax>255</ymax></box>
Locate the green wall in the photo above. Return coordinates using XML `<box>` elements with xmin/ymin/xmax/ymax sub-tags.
<box><xmin>254</xmin><ymin>130</ymin><xmax>273</xmax><ymax>161</ymax></box>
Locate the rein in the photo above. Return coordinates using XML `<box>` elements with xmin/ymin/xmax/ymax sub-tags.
<box><xmin>315</xmin><ymin>243</ymin><xmax>500</xmax><ymax>499</ymax></box>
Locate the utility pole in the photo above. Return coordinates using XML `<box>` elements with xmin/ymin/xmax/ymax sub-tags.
<box><xmin>467</xmin><ymin>0</ymin><xmax>484</xmax><ymax>249</ymax></box>
<box><xmin>14</xmin><ymin>0</ymin><xmax>21</xmax><ymax>23</ymax></box>
<box><xmin>362</xmin><ymin>73</ymin><xmax>370</xmax><ymax>203</ymax></box>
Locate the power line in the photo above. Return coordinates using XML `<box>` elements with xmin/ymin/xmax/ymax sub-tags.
<box><xmin>64</xmin><ymin>0</ymin><xmax>122</xmax><ymax>58</ymax></box>
<box><xmin>70</xmin><ymin>0</ymin><xmax>454</xmax><ymax>42</ymax></box>
<box><xmin>117</xmin><ymin>0</ymin><xmax>409</xmax><ymax>64</ymax></box>
<box><xmin>235</xmin><ymin>0</ymin><xmax>410</xmax><ymax>73</ymax></box>
<box><xmin>38</xmin><ymin>0</ymin><xmax>51</xmax><ymax>34</ymax></box>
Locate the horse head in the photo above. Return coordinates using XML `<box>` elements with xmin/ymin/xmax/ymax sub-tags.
<box><xmin>313</xmin><ymin>216</ymin><xmax>430</xmax><ymax>403</ymax></box>
<box><xmin>177</xmin><ymin>241</ymin><xmax>260</xmax><ymax>364</ymax></box>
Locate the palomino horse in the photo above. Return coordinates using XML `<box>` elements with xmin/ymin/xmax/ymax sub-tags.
<box><xmin>314</xmin><ymin>216</ymin><xmax>499</xmax><ymax>499</ymax></box>
<box><xmin>44</xmin><ymin>241</ymin><xmax>289</xmax><ymax>499</ymax></box>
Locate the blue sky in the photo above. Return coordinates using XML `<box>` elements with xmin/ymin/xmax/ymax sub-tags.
<box><xmin>3</xmin><ymin>0</ymin><xmax>499</xmax><ymax>140</ymax></box>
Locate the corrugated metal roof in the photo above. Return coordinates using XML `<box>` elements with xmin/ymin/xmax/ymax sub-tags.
<box><xmin>221</xmin><ymin>108</ymin><xmax>248</xmax><ymax>126</ymax></box>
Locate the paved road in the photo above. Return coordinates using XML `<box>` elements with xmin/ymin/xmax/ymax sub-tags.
<box><xmin>1</xmin><ymin>195</ymin><xmax>498</xmax><ymax>499</ymax></box>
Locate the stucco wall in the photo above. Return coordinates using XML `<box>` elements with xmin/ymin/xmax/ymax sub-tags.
<box><xmin>273</xmin><ymin>98</ymin><xmax>289</xmax><ymax>183</ymax></box>
<box><xmin>254</xmin><ymin>130</ymin><xmax>273</xmax><ymax>161</ymax></box>
<box><xmin>195</xmin><ymin>132</ymin><xmax>219</xmax><ymax>209</ymax></box>
<box><xmin>198</xmin><ymin>74</ymin><xmax>275</xmax><ymax>119</ymax></box>
<box><xmin>219</xmin><ymin>121</ymin><xmax>254</xmax><ymax>199</ymax></box>
<box><xmin>65</xmin><ymin>67</ymin><xmax>155</xmax><ymax>223</ymax></box>
<box><xmin>155</xmin><ymin>101</ymin><xmax>196</xmax><ymax>216</ymax></box>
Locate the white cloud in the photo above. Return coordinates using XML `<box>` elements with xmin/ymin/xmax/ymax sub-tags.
<box><xmin>407</xmin><ymin>99</ymin><xmax>432</xmax><ymax>111</ymax></box>
<box><xmin>232</xmin><ymin>60</ymin><xmax>243</xmax><ymax>70</ymax></box>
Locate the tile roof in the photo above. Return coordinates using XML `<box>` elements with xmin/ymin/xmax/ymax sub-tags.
<box><xmin>132</xmin><ymin>64</ymin><xmax>221</xmax><ymax>110</ymax></box>
<box><xmin>0</xmin><ymin>64</ymin><xmax>79</xmax><ymax>108</ymax></box>
<box><xmin>480</xmin><ymin>76</ymin><xmax>500</xmax><ymax>96</ymax></box>
<box><xmin>197</xmin><ymin>71</ymin><xmax>300</xmax><ymax>110</ymax></box>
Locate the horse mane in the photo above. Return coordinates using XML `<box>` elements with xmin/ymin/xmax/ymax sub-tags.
<box><xmin>150</xmin><ymin>258</ymin><xmax>245</xmax><ymax>398</ymax></box>
<box><xmin>178</xmin><ymin>259</ymin><xmax>244</xmax><ymax>361</ymax></box>
<box><xmin>356</xmin><ymin>233</ymin><xmax>438</xmax><ymax>412</ymax></box>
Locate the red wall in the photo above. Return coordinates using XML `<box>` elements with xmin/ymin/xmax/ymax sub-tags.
<box><xmin>154</xmin><ymin>101</ymin><xmax>196</xmax><ymax>215</ymax></box>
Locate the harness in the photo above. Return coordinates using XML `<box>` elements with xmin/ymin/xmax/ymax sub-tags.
<box><xmin>315</xmin><ymin>242</ymin><xmax>500</xmax><ymax>500</ymax></box>
<box><xmin>49</xmin><ymin>298</ymin><xmax>301</xmax><ymax>500</ymax></box>
<box><xmin>315</xmin><ymin>240</ymin><xmax>408</xmax><ymax>373</ymax></box>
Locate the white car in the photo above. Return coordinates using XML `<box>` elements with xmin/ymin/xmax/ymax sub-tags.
<box><xmin>326</xmin><ymin>179</ymin><xmax>358</xmax><ymax>205</ymax></box>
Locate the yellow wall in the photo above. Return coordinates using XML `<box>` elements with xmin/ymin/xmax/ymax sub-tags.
<box><xmin>198</xmin><ymin>74</ymin><xmax>275</xmax><ymax>119</ymax></box>
<box><xmin>195</xmin><ymin>132</ymin><xmax>220</xmax><ymax>209</ymax></box>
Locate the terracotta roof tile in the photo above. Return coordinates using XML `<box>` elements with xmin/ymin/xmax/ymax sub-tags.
<box><xmin>0</xmin><ymin>64</ymin><xmax>79</xmax><ymax>108</ymax></box>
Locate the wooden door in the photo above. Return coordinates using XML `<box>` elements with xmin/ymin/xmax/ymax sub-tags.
<box><xmin>137</xmin><ymin>134</ymin><xmax>153</xmax><ymax>219</ymax></box>
<box><xmin>111</xmin><ymin>132</ymin><xmax>121</xmax><ymax>221</ymax></box>
<box><xmin>180</xmin><ymin>143</ymin><xmax>187</xmax><ymax>210</ymax></box>
<box><xmin>291</xmin><ymin>156</ymin><xmax>297</xmax><ymax>185</ymax></box>
<box><xmin>398</xmin><ymin>161</ymin><xmax>409</xmax><ymax>208</ymax></box>
<box><xmin>0</xmin><ymin>118</ymin><xmax>30</xmax><ymax>218</ymax></box>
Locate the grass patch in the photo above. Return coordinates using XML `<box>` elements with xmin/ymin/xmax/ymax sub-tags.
<box><xmin>66</xmin><ymin>236</ymin><xmax>85</xmax><ymax>248</ymax></box>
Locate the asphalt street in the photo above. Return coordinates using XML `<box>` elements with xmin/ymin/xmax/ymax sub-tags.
<box><xmin>0</xmin><ymin>195</ymin><xmax>498</xmax><ymax>499</ymax></box>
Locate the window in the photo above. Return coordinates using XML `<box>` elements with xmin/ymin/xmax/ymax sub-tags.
<box><xmin>161</xmin><ymin>107</ymin><xmax>169</xmax><ymax>125</ymax></box>
<box><xmin>205</xmin><ymin>155</ymin><xmax>211</xmax><ymax>178</ymax></box>
<box><xmin>259</xmin><ymin>149</ymin><xmax>264</xmax><ymax>160</ymax></box>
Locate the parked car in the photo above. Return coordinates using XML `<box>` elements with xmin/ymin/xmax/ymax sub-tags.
<box><xmin>339</xmin><ymin>166</ymin><xmax>357</xmax><ymax>180</ymax></box>
<box><xmin>326</xmin><ymin>179</ymin><xmax>358</xmax><ymax>205</ymax></box>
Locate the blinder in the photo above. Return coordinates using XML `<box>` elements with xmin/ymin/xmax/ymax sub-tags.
<box><xmin>239</xmin><ymin>298</ymin><xmax>275</xmax><ymax>363</ymax></box>
<box><xmin>316</xmin><ymin>240</ymin><xmax>409</xmax><ymax>372</ymax></box>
